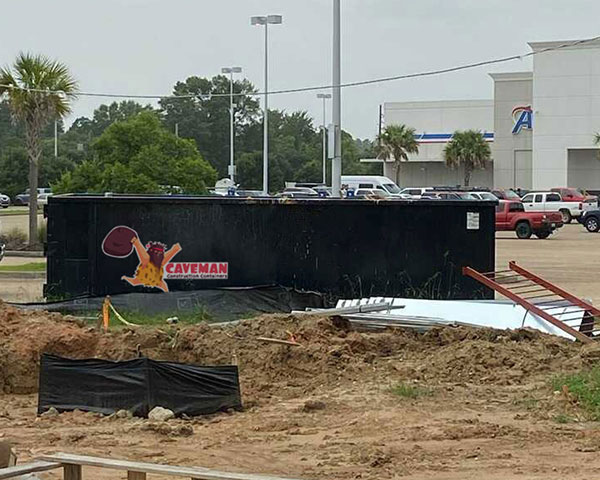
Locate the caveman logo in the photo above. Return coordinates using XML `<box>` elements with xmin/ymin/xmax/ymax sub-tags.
<box><xmin>512</xmin><ymin>105</ymin><xmax>533</xmax><ymax>134</ymax></box>
<box><xmin>101</xmin><ymin>226</ymin><xmax>228</xmax><ymax>292</ymax></box>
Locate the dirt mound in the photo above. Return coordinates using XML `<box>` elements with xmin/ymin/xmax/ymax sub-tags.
<box><xmin>0</xmin><ymin>303</ymin><xmax>585</xmax><ymax>396</ymax></box>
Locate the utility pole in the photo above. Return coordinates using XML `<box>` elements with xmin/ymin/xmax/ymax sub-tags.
<box><xmin>222</xmin><ymin>67</ymin><xmax>242</xmax><ymax>182</ymax></box>
<box><xmin>317</xmin><ymin>93</ymin><xmax>332</xmax><ymax>185</ymax></box>
<box><xmin>331</xmin><ymin>0</ymin><xmax>342</xmax><ymax>197</ymax></box>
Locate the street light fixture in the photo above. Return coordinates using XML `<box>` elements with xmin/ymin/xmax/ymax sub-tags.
<box><xmin>317</xmin><ymin>93</ymin><xmax>332</xmax><ymax>185</ymax></box>
<box><xmin>221</xmin><ymin>66</ymin><xmax>242</xmax><ymax>182</ymax></box>
<box><xmin>251</xmin><ymin>14</ymin><xmax>283</xmax><ymax>195</ymax></box>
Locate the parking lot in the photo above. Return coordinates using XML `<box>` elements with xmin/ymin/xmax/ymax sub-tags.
<box><xmin>497</xmin><ymin>223</ymin><xmax>600</xmax><ymax>304</ymax></box>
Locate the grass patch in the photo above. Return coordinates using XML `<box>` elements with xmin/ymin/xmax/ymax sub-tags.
<box><xmin>553</xmin><ymin>413</ymin><xmax>574</xmax><ymax>424</ymax></box>
<box><xmin>0</xmin><ymin>208</ymin><xmax>33</xmax><ymax>217</ymax></box>
<box><xmin>551</xmin><ymin>367</ymin><xmax>600</xmax><ymax>420</ymax></box>
<box><xmin>0</xmin><ymin>262</ymin><xmax>46</xmax><ymax>272</ymax></box>
<box><xmin>389</xmin><ymin>382</ymin><xmax>433</xmax><ymax>399</ymax></box>
<box><xmin>107</xmin><ymin>308</ymin><xmax>214</xmax><ymax>327</ymax></box>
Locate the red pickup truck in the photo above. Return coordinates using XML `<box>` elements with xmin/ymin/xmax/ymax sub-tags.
<box><xmin>551</xmin><ymin>187</ymin><xmax>598</xmax><ymax>205</ymax></box>
<box><xmin>496</xmin><ymin>200</ymin><xmax>563</xmax><ymax>239</ymax></box>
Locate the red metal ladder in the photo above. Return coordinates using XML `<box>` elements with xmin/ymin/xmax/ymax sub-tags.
<box><xmin>463</xmin><ymin>261</ymin><xmax>598</xmax><ymax>343</ymax></box>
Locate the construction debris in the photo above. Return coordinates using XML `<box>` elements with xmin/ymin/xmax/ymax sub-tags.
<box><xmin>292</xmin><ymin>302</ymin><xmax>395</xmax><ymax>316</ymax></box>
<box><xmin>256</xmin><ymin>337</ymin><xmax>302</xmax><ymax>347</ymax></box>
<box><xmin>334</xmin><ymin>297</ymin><xmax>586</xmax><ymax>340</ymax></box>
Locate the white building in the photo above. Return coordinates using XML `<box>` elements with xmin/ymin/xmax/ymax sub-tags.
<box><xmin>382</xmin><ymin>38</ymin><xmax>600</xmax><ymax>190</ymax></box>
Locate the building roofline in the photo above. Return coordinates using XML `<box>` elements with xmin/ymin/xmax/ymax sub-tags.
<box><xmin>488</xmin><ymin>71</ymin><xmax>532</xmax><ymax>82</ymax></box>
<box><xmin>528</xmin><ymin>38</ymin><xmax>600</xmax><ymax>51</ymax></box>
<box><xmin>383</xmin><ymin>99</ymin><xmax>492</xmax><ymax>109</ymax></box>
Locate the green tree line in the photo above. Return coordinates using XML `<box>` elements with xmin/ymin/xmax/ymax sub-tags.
<box><xmin>0</xmin><ymin>75</ymin><xmax>380</xmax><ymax>199</ymax></box>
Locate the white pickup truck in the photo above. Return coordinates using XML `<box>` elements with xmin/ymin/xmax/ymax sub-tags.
<box><xmin>520</xmin><ymin>191</ymin><xmax>596</xmax><ymax>223</ymax></box>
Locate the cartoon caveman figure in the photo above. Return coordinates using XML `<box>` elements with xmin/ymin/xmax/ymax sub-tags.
<box><xmin>121</xmin><ymin>237</ymin><xmax>181</xmax><ymax>292</ymax></box>
<box><xmin>102</xmin><ymin>226</ymin><xmax>181</xmax><ymax>293</ymax></box>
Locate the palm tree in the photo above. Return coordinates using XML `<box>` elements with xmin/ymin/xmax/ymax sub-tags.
<box><xmin>376</xmin><ymin>124</ymin><xmax>419</xmax><ymax>185</ymax></box>
<box><xmin>0</xmin><ymin>53</ymin><xmax>77</xmax><ymax>247</ymax></box>
<box><xmin>443</xmin><ymin>130</ymin><xmax>491</xmax><ymax>187</ymax></box>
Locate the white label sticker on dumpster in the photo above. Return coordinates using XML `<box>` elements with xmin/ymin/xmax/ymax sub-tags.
<box><xmin>467</xmin><ymin>212</ymin><xmax>480</xmax><ymax>230</ymax></box>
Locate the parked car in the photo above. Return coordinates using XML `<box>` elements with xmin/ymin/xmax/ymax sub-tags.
<box><xmin>433</xmin><ymin>191</ymin><xmax>469</xmax><ymax>200</ymax></box>
<box><xmin>580</xmin><ymin>209</ymin><xmax>600</xmax><ymax>232</ymax></box>
<box><xmin>491</xmin><ymin>189</ymin><xmax>523</xmax><ymax>201</ymax></box>
<box><xmin>456</xmin><ymin>192</ymin><xmax>480</xmax><ymax>200</ymax></box>
<box><xmin>279</xmin><ymin>187</ymin><xmax>319</xmax><ymax>199</ymax></box>
<box><xmin>496</xmin><ymin>200</ymin><xmax>563</xmax><ymax>239</ymax></box>
<box><xmin>341</xmin><ymin>176</ymin><xmax>402</xmax><ymax>196</ymax></box>
<box><xmin>236</xmin><ymin>190</ymin><xmax>263</xmax><ymax>198</ymax></box>
<box><xmin>0</xmin><ymin>193</ymin><xmax>10</xmax><ymax>208</ymax></box>
<box><xmin>520</xmin><ymin>191</ymin><xmax>596</xmax><ymax>224</ymax></box>
<box><xmin>470</xmin><ymin>191</ymin><xmax>500</xmax><ymax>202</ymax></box>
<box><xmin>13</xmin><ymin>192</ymin><xmax>29</xmax><ymax>206</ymax></box>
<box><xmin>551</xmin><ymin>187</ymin><xmax>598</xmax><ymax>206</ymax></box>
<box><xmin>354</xmin><ymin>188</ymin><xmax>391</xmax><ymax>199</ymax></box>
<box><xmin>37</xmin><ymin>193</ymin><xmax>53</xmax><ymax>205</ymax></box>
<box><xmin>420</xmin><ymin>192</ymin><xmax>442</xmax><ymax>199</ymax></box>
<box><xmin>13</xmin><ymin>188</ymin><xmax>52</xmax><ymax>206</ymax></box>
<box><xmin>399</xmin><ymin>187</ymin><xmax>433</xmax><ymax>199</ymax></box>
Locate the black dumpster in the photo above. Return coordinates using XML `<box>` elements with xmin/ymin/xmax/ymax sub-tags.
<box><xmin>45</xmin><ymin>195</ymin><xmax>495</xmax><ymax>300</ymax></box>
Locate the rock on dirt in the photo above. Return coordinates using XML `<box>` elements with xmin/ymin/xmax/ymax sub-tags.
<box><xmin>40</xmin><ymin>407</ymin><xmax>59</xmax><ymax>418</ymax></box>
<box><xmin>148</xmin><ymin>407</ymin><xmax>175</xmax><ymax>422</ymax></box>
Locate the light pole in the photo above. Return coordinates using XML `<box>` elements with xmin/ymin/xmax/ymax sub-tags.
<box><xmin>221</xmin><ymin>66</ymin><xmax>242</xmax><ymax>182</ymax></box>
<box><xmin>251</xmin><ymin>14</ymin><xmax>283</xmax><ymax>195</ymax></box>
<box><xmin>331</xmin><ymin>0</ymin><xmax>342</xmax><ymax>197</ymax></box>
<box><xmin>317</xmin><ymin>93</ymin><xmax>331</xmax><ymax>185</ymax></box>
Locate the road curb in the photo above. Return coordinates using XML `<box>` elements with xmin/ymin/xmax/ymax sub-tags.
<box><xmin>5</xmin><ymin>251</ymin><xmax>45</xmax><ymax>258</ymax></box>
<box><xmin>0</xmin><ymin>272</ymin><xmax>46</xmax><ymax>279</ymax></box>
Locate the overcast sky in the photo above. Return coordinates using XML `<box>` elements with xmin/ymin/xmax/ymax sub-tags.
<box><xmin>2</xmin><ymin>0</ymin><xmax>600</xmax><ymax>139</ymax></box>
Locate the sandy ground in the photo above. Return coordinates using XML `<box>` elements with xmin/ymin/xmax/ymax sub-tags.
<box><xmin>0</xmin><ymin>224</ymin><xmax>599</xmax><ymax>478</ymax></box>
<box><xmin>0</xmin><ymin>256</ymin><xmax>46</xmax><ymax>303</ymax></box>
<box><xmin>7</xmin><ymin>383</ymin><xmax>600</xmax><ymax>480</ymax></box>
<box><xmin>0</xmin><ymin>308</ymin><xmax>598</xmax><ymax>480</ymax></box>
<box><xmin>496</xmin><ymin>224</ymin><xmax>600</xmax><ymax>305</ymax></box>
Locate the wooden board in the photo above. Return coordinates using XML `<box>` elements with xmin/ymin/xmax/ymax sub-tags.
<box><xmin>42</xmin><ymin>453</ymin><xmax>304</xmax><ymax>480</ymax></box>
<box><xmin>0</xmin><ymin>460</ymin><xmax>61</xmax><ymax>479</ymax></box>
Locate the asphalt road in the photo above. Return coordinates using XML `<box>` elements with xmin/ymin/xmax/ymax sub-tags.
<box><xmin>496</xmin><ymin>223</ymin><xmax>600</xmax><ymax>305</ymax></box>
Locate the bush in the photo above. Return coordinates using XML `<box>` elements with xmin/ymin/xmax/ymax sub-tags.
<box><xmin>38</xmin><ymin>221</ymin><xmax>47</xmax><ymax>245</ymax></box>
<box><xmin>0</xmin><ymin>227</ymin><xmax>27</xmax><ymax>250</ymax></box>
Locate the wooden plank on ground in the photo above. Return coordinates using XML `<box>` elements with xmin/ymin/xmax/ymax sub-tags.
<box><xmin>0</xmin><ymin>460</ymin><xmax>61</xmax><ymax>479</ymax></box>
<box><xmin>42</xmin><ymin>453</ymin><xmax>304</xmax><ymax>480</ymax></box>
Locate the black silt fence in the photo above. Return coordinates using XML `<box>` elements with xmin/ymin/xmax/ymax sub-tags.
<box><xmin>38</xmin><ymin>354</ymin><xmax>242</xmax><ymax>417</ymax></box>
